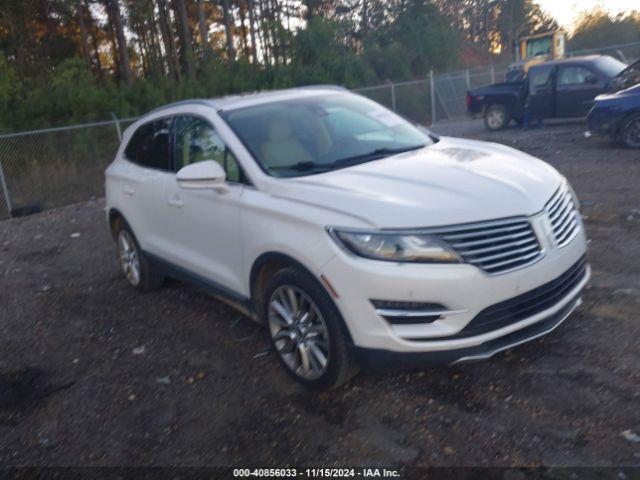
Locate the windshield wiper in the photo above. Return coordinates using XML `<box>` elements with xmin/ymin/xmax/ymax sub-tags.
<box><xmin>270</xmin><ymin>161</ymin><xmax>336</xmax><ymax>173</ymax></box>
<box><xmin>272</xmin><ymin>144</ymin><xmax>427</xmax><ymax>176</ymax></box>
<box><xmin>333</xmin><ymin>144</ymin><xmax>426</xmax><ymax>166</ymax></box>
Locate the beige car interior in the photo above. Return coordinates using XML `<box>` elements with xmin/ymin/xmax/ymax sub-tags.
<box><xmin>260</xmin><ymin>114</ymin><xmax>333</xmax><ymax>169</ymax></box>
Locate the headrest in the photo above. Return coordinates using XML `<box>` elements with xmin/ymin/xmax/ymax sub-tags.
<box><xmin>267</xmin><ymin>117</ymin><xmax>292</xmax><ymax>141</ymax></box>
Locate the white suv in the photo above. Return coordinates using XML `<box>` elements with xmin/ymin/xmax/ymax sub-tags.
<box><xmin>105</xmin><ymin>86</ymin><xmax>589</xmax><ymax>389</ymax></box>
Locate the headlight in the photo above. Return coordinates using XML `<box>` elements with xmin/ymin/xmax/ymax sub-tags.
<box><xmin>329</xmin><ymin>228</ymin><xmax>461</xmax><ymax>263</ymax></box>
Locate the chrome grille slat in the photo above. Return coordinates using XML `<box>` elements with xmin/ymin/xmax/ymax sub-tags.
<box><xmin>546</xmin><ymin>187</ymin><xmax>565</xmax><ymax>210</ymax></box>
<box><xmin>555</xmin><ymin>213</ymin><xmax>577</xmax><ymax>238</ymax></box>
<box><xmin>426</xmin><ymin>217</ymin><xmax>525</xmax><ymax>233</ymax></box>
<box><xmin>479</xmin><ymin>249</ymin><xmax>541</xmax><ymax>272</ymax></box>
<box><xmin>461</xmin><ymin>237</ymin><xmax>538</xmax><ymax>256</ymax></box>
<box><xmin>557</xmin><ymin>218</ymin><xmax>578</xmax><ymax>244</ymax></box>
<box><xmin>468</xmin><ymin>244</ymin><xmax>540</xmax><ymax>264</ymax></box>
<box><xmin>547</xmin><ymin>192</ymin><xmax>568</xmax><ymax>218</ymax></box>
<box><xmin>439</xmin><ymin>224</ymin><xmax>529</xmax><ymax>241</ymax></box>
<box><xmin>433</xmin><ymin>217</ymin><xmax>542</xmax><ymax>274</ymax></box>
<box><xmin>446</xmin><ymin>229</ymin><xmax>533</xmax><ymax>249</ymax></box>
<box><xmin>545</xmin><ymin>184</ymin><xmax>579</xmax><ymax>248</ymax></box>
<box><xmin>549</xmin><ymin>196</ymin><xmax>572</xmax><ymax>223</ymax></box>
<box><xmin>551</xmin><ymin>203</ymin><xmax>574</xmax><ymax>228</ymax></box>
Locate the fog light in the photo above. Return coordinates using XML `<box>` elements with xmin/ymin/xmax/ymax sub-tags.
<box><xmin>371</xmin><ymin>300</ymin><xmax>464</xmax><ymax>325</ymax></box>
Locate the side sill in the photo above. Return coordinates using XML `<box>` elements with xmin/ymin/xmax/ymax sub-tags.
<box><xmin>143</xmin><ymin>251</ymin><xmax>258</xmax><ymax>321</ymax></box>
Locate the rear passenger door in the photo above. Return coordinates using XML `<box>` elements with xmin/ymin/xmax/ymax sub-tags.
<box><xmin>120</xmin><ymin>117</ymin><xmax>176</xmax><ymax>258</ymax></box>
<box><xmin>162</xmin><ymin>115</ymin><xmax>246</xmax><ymax>294</ymax></box>
<box><xmin>556</xmin><ymin>64</ymin><xmax>605</xmax><ymax>117</ymax></box>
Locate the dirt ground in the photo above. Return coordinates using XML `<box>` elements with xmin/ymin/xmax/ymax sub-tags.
<box><xmin>0</xmin><ymin>119</ymin><xmax>639</xmax><ymax>467</ymax></box>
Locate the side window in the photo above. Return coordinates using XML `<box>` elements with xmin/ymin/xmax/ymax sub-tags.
<box><xmin>124</xmin><ymin>118</ymin><xmax>172</xmax><ymax>170</ymax></box>
<box><xmin>174</xmin><ymin>116</ymin><xmax>244</xmax><ymax>183</ymax></box>
<box><xmin>224</xmin><ymin>150</ymin><xmax>242</xmax><ymax>183</ymax></box>
<box><xmin>558</xmin><ymin>66</ymin><xmax>595</xmax><ymax>86</ymax></box>
<box><xmin>528</xmin><ymin>66</ymin><xmax>554</xmax><ymax>94</ymax></box>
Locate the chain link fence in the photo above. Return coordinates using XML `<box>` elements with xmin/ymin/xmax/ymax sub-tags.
<box><xmin>0</xmin><ymin>40</ymin><xmax>639</xmax><ymax>220</ymax></box>
<box><xmin>431</xmin><ymin>64</ymin><xmax>510</xmax><ymax>119</ymax></box>
<box><xmin>353</xmin><ymin>78</ymin><xmax>435</xmax><ymax>125</ymax></box>
<box><xmin>0</xmin><ymin>119</ymin><xmax>136</xmax><ymax>219</ymax></box>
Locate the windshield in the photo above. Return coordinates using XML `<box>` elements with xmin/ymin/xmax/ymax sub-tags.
<box><xmin>526</xmin><ymin>37</ymin><xmax>552</xmax><ymax>58</ymax></box>
<box><xmin>595</xmin><ymin>56</ymin><xmax>627</xmax><ymax>78</ymax></box>
<box><xmin>219</xmin><ymin>92</ymin><xmax>432</xmax><ymax>177</ymax></box>
<box><xmin>608</xmin><ymin>59</ymin><xmax>640</xmax><ymax>92</ymax></box>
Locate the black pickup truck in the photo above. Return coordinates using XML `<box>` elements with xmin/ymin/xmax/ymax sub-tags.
<box><xmin>467</xmin><ymin>55</ymin><xmax>628</xmax><ymax>130</ymax></box>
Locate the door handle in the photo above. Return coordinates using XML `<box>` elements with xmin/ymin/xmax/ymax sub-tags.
<box><xmin>168</xmin><ymin>195</ymin><xmax>184</xmax><ymax>208</ymax></box>
<box><xmin>122</xmin><ymin>186</ymin><xmax>135</xmax><ymax>196</ymax></box>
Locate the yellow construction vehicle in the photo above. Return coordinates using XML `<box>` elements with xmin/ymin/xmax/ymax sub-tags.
<box><xmin>516</xmin><ymin>30</ymin><xmax>567</xmax><ymax>63</ymax></box>
<box><xmin>506</xmin><ymin>30</ymin><xmax>567</xmax><ymax>81</ymax></box>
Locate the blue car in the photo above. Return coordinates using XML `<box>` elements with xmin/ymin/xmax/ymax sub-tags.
<box><xmin>588</xmin><ymin>59</ymin><xmax>640</xmax><ymax>148</ymax></box>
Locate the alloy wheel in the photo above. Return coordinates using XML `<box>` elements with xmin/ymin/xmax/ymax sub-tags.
<box><xmin>117</xmin><ymin>230</ymin><xmax>141</xmax><ymax>287</ymax></box>
<box><xmin>268</xmin><ymin>285</ymin><xmax>330</xmax><ymax>380</ymax></box>
<box><xmin>487</xmin><ymin>109</ymin><xmax>504</xmax><ymax>129</ymax></box>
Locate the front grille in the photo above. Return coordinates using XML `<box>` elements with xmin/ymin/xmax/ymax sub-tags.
<box><xmin>545</xmin><ymin>184</ymin><xmax>579</xmax><ymax>247</ymax></box>
<box><xmin>409</xmin><ymin>255</ymin><xmax>588</xmax><ymax>341</ymax></box>
<box><xmin>433</xmin><ymin>217</ymin><xmax>542</xmax><ymax>274</ymax></box>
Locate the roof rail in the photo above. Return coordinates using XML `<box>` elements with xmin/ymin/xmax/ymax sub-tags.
<box><xmin>145</xmin><ymin>99</ymin><xmax>216</xmax><ymax>116</ymax></box>
<box><xmin>297</xmin><ymin>84</ymin><xmax>347</xmax><ymax>91</ymax></box>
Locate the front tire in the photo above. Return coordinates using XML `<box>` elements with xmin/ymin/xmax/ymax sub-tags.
<box><xmin>262</xmin><ymin>267</ymin><xmax>359</xmax><ymax>389</ymax></box>
<box><xmin>620</xmin><ymin>114</ymin><xmax>640</xmax><ymax>149</ymax></box>
<box><xmin>113</xmin><ymin>219</ymin><xmax>164</xmax><ymax>292</ymax></box>
<box><xmin>484</xmin><ymin>104</ymin><xmax>510</xmax><ymax>131</ymax></box>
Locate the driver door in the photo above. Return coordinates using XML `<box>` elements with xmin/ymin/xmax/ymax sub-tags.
<box><xmin>527</xmin><ymin>65</ymin><xmax>555</xmax><ymax>119</ymax></box>
<box><xmin>162</xmin><ymin>115</ymin><xmax>246</xmax><ymax>294</ymax></box>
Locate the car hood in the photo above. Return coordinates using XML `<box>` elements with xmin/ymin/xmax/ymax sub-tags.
<box><xmin>268</xmin><ymin>136</ymin><xmax>563</xmax><ymax>229</ymax></box>
<box><xmin>612</xmin><ymin>58</ymin><xmax>639</xmax><ymax>80</ymax></box>
<box><xmin>597</xmin><ymin>83</ymin><xmax>640</xmax><ymax>101</ymax></box>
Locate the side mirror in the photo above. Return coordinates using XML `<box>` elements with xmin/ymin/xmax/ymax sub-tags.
<box><xmin>176</xmin><ymin>160</ymin><xmax>226</xmax><ymax>189</ymax></box>
<box><xmin>585</xmin><ymin>74</ymin><xmax>598</xmax><ymax>85</ymax></box>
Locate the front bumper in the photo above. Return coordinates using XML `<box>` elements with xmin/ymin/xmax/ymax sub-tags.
<box><xmin>587</xmin><ymin>109</ymin><xmax>624</xmax><ymax>138</ymax></box>
<box><xmin>320</xmin><ymin>211</ymin><xmax>589</xmax><ymax>360</ymax></box>
<box><xmin>354</xmin><ymin>294</ymin><xmax>582</xmax><ymax>369</ymax></box>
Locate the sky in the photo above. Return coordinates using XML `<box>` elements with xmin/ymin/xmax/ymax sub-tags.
<box><xmin>535</xmin><ymin>0</ymin><xmax>639</xmax><ymax>31</ymax></box>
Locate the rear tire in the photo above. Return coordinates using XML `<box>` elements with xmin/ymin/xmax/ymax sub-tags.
<box><xmin>620</xmin><ymin>113</ymin><xmax>640</xmax><ymax>149</ymax></box>
<box><xmin>262</xmin><ymin>266</ymin><xmax>359</xmax><ymax>390</ymax></box>
<box><xmin>113</xmin><ymin>219</ymin><xmax>164</xmax><ymax>292</ymax></box>
<box><xmin>484</xmin><ymin>104</ymin><xmax>510</xmax><ymax>131</ymax></box>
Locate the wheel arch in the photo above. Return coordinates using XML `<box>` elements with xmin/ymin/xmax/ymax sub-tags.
<box><xmin>249</xmin><ymin>251</ymin><xmax>352</xmax><ymax>341</ymax></box>
<box><xmin>107</xmin><ymin>208</ymin><xmax>142</xmax><ymax>244</ymax></box>
<box><xmin>107</xmin><ymin>207</ymin><xmax>127</xmax><ymax>238</ymax></box>
<box><xmin>617</xmin><ymin>109</ymin><xmax>640</xmax><ymax>137</ymax></box>
<box><xmin>482</xmin><ymin>92</ymin><xmax>518</xmax><ymax>116</ymax></box>
<box><xmin>250</xmin><ymin>252</ymin><xmax>318</xmax><ymax>312</ymax></box>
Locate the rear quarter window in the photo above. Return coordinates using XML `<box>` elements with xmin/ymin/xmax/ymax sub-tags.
<box><xmin>124</xmin><ymin>118</ymin><xmax>173</xmax><ymax>170</ymax></box>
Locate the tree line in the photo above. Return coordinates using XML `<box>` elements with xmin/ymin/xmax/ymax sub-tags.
<box><xmin>0</xmin><ymin>1</ymin><xmax>637</xmax><ymax>131</ymax></box>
